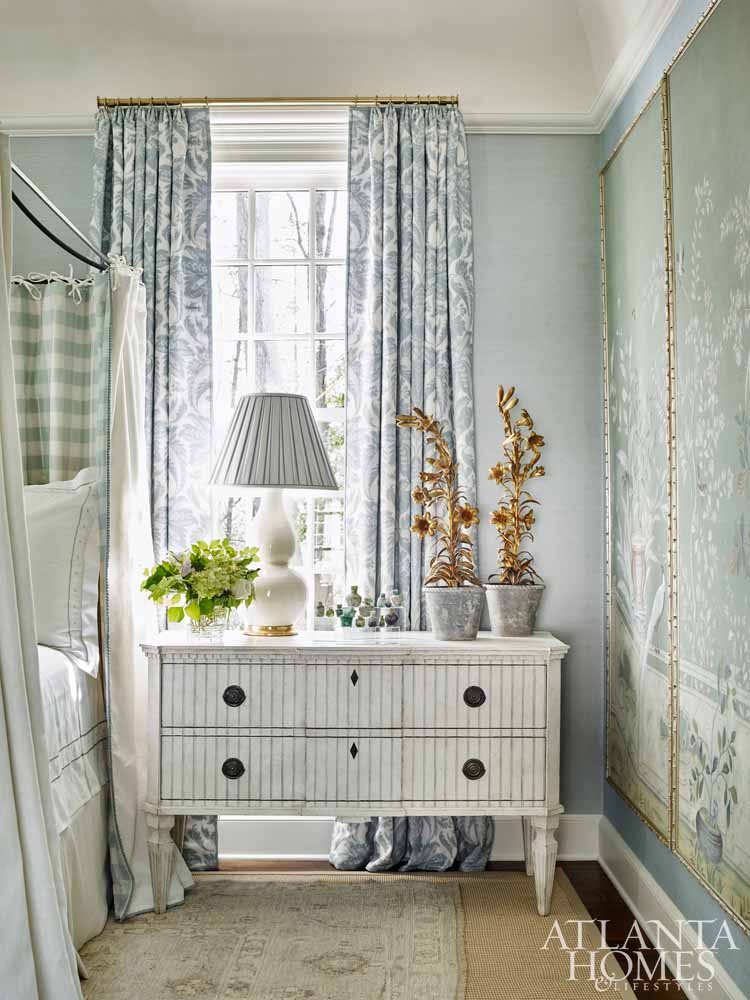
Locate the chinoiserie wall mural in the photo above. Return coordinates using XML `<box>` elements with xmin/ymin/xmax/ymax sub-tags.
<box><xmin>602</xmin><ymin>0</ymin><xmax>750</xmax><ymax>934</ymax></box>
<box><xmin>669</xmin><ymin>0</ymin><xmax>750</xmax><ymax>931</ymax></box>
<box><xmin>602</xmin><ymin>90</ymin><xmax>672</xmax><ymax>842</ymax></box>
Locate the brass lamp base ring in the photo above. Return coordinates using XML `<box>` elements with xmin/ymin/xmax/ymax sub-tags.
<box><xmin>244</xmin><ymin>624</ymin><xmax>297</xmax><ymax>637</ymax></box>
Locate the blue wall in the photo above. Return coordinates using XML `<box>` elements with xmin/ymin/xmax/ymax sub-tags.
<box><xmin>601</xmin><ymin>1</ymin><xmax>750</xmax><ymax>991</ymax></box>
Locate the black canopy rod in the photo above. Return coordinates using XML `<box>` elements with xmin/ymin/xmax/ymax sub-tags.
<box><xmin>11</xmin><ymin>192</ymin><xmax>107</xmax><ymax>272</ymax></box>
<box><xmin>10</xmin><ymin>162</ymin><xmax>109</xmax><ymax>272</ymax></box>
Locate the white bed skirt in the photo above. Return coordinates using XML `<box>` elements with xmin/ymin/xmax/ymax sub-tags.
<box><xmin>60</xmin><ymin>788</ymin><xmax>110</xmax><ymax>949</ymax></box>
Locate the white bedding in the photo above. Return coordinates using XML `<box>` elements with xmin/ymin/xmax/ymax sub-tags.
<box><xmin>39</xmin><ymin>644</ymin><xmax>108</xmax><ymax>834</ymax></box>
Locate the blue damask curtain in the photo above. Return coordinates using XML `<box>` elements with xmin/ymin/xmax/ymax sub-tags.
<box><xmin>334</xmin><ymin>103</ymin><xmax>493</xmax><ymax>872</ymax></box>
<box><xmin>91</xmin><ymin>105</ymin><xmax>217</xmax><ymax>874</ymax></box>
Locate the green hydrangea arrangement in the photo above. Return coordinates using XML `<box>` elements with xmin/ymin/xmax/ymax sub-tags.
<box><xmin>141</xmin><ymin>538</ymin><xmax>260</xmax><ymax>624</ymax></box>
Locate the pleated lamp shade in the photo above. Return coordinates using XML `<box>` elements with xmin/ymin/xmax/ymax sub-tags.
<box><xmin>210</xmin><ymin>393</ymin><xmax>338</xmax><ymax>491</ymax></box>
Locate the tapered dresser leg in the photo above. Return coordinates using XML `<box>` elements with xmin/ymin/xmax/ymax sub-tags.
<box><xmin>531</xmin><ymin>814</ymin><xmax>559</xmax><ymax>916</ymax></box>
<box><xmin>146</xmin><ymin>813</ymin><xmax>175</xmax><ymax>914</ymax></box>
<box><xmin>521</xmin><ymin>816</ymin><xmax>534</xmax><ymax>876</ymax></box>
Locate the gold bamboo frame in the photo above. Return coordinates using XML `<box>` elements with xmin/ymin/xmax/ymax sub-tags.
<box><xmin>601</xmin><ymin>0</ymin><xmax>749</xmax><ymax>936</ymax></box>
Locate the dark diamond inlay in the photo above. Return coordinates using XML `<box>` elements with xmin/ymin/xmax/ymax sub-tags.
<box><xmin>350</xmin><ymin>669</ymin><xmax>359</xmax><ymax>687</ymax></box>
<box><xmin>350</xmin><ymin>742</ymin><xmax>358</xmax><ymax>759</ymax></box>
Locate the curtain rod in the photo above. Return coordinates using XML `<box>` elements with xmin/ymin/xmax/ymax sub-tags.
<box><xmin>96</xmin><ymin>94</ymin><xmax>459</xmax><ymax>108</ymax></box>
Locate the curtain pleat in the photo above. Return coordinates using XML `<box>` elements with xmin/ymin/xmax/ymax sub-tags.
<box><xmin>91</xmin><ymin>106</ymin><xmax>217</xmax><ymax>882</ymax></box>
<box><xmin>336</xmin><ymin>104</ymin><xmax>491</xmax><ymax>872</ymax></box>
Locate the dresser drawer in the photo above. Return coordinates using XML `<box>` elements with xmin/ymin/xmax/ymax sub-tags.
<box><xmin>402</xmin><ymin>736</ymin><xmax>546</xmax><ymax>804</ymax></box>
<box><xmin>160</xmin><ymin>735</ymin><xmax>305</xmax><ymax>803</ymax></box>
<box><xmin>306</xmin><ymin>736</ymin><xmax>402</xmax><ymax>803</ymax></box>
<box><xmin>305</xmin><ymin>660</ymin><xmax>402</xmax><ymax>728</ymax></box>
<box><xmin>403</xmin><ymin>660</ymin><xmax>547</xmax><ymax>730</ymax></box>
<box><xmin>160</xmin><ymin>660</ymin><xmax>303</xmax><ymax>729</ymax></box>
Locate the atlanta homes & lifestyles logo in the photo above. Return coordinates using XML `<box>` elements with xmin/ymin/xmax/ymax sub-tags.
<box><xmin>542</xmin><ymin>918</ymin><xmax>738</xmax><ymax>992</ymax></box>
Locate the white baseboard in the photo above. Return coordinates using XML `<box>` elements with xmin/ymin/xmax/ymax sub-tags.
<box><xmin>218</xmin><ymin>812</ymin><xmax>599</xmax><ymax>862</ymax></box>
<box><xmin>599</xmin><ymin>817</ymin><xmax>743</xmax><ymax>1000</ymax></box>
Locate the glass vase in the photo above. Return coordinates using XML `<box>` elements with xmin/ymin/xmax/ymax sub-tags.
<box><xmin>188</xmin><ymin>608</ymin><xmax>229</xmax><ymax>642</ymax></box>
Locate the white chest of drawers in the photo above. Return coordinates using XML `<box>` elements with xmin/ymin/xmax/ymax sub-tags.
<box><xmin>143</xmin><ymin>631</ymin><xmax>568</xmax><ymax>915</ymax></box>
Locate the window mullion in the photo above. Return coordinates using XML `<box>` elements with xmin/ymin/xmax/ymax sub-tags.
<box><xmin>248</xmin><ymin>184</ymin><xmax>257</xmax><ymax>395</ymax></box>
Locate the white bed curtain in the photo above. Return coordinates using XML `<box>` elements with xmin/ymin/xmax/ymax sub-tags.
<box><xmin>0</xmin><ymin>136</ymin><xmax>82</xmax><ymax>998</ymax></box>
<box><xmin>106</xmin><ymin>265</ymin><xmax>192</xmax><ymax>917</ymax></box>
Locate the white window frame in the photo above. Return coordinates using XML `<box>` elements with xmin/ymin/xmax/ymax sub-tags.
<box><xmin>211</xmin><ymin>162</ymin><xmax>347</xmax><ymax>629</ymax></box>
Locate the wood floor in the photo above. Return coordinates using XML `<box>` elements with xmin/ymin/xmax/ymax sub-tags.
<box><xmin>214</xmin><ymin>858</ymin><xmax>687</xmax><ymax>997</ymax></box>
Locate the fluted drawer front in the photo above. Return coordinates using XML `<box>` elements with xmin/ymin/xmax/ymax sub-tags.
<box><xmin>306</xmin><ymin>736</ymin><xmax>402</xmax><ymax>803</ymax></box>
<box><xmin>402</xmin><ymin>736</ymin><xmax>546</xmax><ymax>804</ymax></box>
<box><xmin>403</xmin><ymin>661</ymin><xmax>547</xmax><ymax>729</ymax></box>
<box><xmin>305</xmin><ymin>661</ymin><xmax>402</xmax><ymax>728</ymax></box>
<box><xmin>160</xmin><ymin>735</ymin><xmax>305</xmax><ymax>803</ymax></box>
<box><xmin>161</xmin><ymin>660</ymin><xmax>303</xmax><ymax>728</ymax></box>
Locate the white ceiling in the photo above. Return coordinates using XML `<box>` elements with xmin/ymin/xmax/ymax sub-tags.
<box><xmin>0</xmin><ymin>0</ymin><xmax>680</xmax><ymax>133</ymax></box>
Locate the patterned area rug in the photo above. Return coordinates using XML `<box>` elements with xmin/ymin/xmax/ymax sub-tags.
<box><xmin>81</xmin><ymin>877</ymin><xmax>463</xmax><ymax>999</ymax></box>
<box><xmin>80</xmin><ymin>872</ymin><xmax>635</xmax><ymax>999</ymax></box>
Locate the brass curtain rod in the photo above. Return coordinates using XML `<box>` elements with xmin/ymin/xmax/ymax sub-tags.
<box><xmin>96</xmin><ymin>94</ymin><xmax>459</xmax><ymax>108</ymax></box>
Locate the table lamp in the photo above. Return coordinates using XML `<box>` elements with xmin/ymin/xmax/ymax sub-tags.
<box><xmin>210</xmin><ymin>393</ymin><xmax>338</xmax><ymax>636</ymax></box>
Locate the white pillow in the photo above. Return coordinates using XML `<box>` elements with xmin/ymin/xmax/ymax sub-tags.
<box><xmin>24</xmin><ymin>468</ymin><xmax>101</xmax><ymax>676</ymax></box>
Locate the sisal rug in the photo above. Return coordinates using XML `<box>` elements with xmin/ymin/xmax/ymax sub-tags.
<box><xmin>80</xmin><ymin>871</ymin><xmax>635</xmax><ymax>999</ymax></box>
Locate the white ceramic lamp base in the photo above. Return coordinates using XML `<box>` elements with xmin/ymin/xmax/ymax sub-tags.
<box><xmin>244</xmin><ymin>488</ymin><xmax>306</xmax><ymax>636</ymax></box>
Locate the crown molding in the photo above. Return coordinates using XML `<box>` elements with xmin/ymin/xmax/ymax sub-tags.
<box><xmin>588</xmin><ymin>0</ymin><xmax>682</xmax><ymax>132</ymax></box>
<box><xmin>463</xmin><ymin>112</ymin><xmax>597</xmax><ymax>135</ymax></box>
<box><xmin>0</xmin><ymin>0</ymin><xmax>685</xmax><ymax>147</ymax></box>
<box><xmin>0</xmin><ymin>114</ymin><xmax>95</xmax><ymax>136</ymax></box>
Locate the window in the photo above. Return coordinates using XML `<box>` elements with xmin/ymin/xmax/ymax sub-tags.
<box><xmin>211</xmin><ymin>164</ymin><xmax>347</xmax><ymax>628</ymax></box>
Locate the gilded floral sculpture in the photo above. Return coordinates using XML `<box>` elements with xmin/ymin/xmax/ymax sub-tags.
<box><xmin>488</xmin><ymin>385</ymin><xmax>545</xmax><ymax>585</ymax></box>
<box><xmin>395</xmin><ymin>407</ymin><xmax>480</xmax><ymax>587</ymax></box>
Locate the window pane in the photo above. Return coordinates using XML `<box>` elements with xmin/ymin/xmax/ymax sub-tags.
<box><xmin>254</xmin><ymin>265</ymin><xmax>309</xmax><ymax>335</ymax></box>
<box><xmin>320</xmin><ymin>420</ymin><xmax>345</xmax><ymax>489</ymax></box>
<box><xmin>213</xmin><ymin>267</ymin><xmax>248</xmax><ymax>338</ymax></box>
<box><xmin>315</xmin><ymin>265</ymin><xmax>345</xmax><ymax>333</ymax></box>
<box><xmin>313</xmin><ymin>496</ymin><xmax>344</xmax><ymax>611</ymax></box>
<box><xmin>313</xmin><ymin>496</ymin><xmax>344</xmax><ymax>569</ymax></box>
<box><xmin>315</xmin><ymin>339</ymin><xmax>345</xmax><ymax>408</ymax></box>
<box><xmin>289</xmin><ymin>497</ymin><xmax>308</xmax><ymax>564</ymax></box>
<box><xmin>212</xmin><ymin>192</ymin><xmax>248</xmax><ymax>259</ymax></box>
<box><xmin>254</xmin><ymin>340</ymin><xmax>311</xmax><ymax>395</ymax></box>
<box><xmin>255</xmin><ymin>191</ymin><xmax>309</xmax><ymax>260</ymax></box>
<box><xmin>217</xmin><ymin>495</ymin><xmax>251</xmax><ymax>549</ymax></box>
<box><xmin>315</xmin><ymin>191</ymin><xmax>346</xmax><ymax>258</ymax></box>
<box><xmin>214</xmin><ymin>339</ymin><xmax>251</xmax><ymax>447</ymax></box>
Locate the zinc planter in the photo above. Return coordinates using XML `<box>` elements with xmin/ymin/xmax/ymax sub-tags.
<box><xmin>484</xmin><ymin>583</ymin><xmax>544</xmax><ymax>637</ymax></box>
<box><xmin>423</xmin><ymin>586</ymin><xmax>484</xmax><ymax>641</ymax></box>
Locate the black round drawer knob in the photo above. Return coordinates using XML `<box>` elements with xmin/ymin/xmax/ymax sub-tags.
<box><xmin>221</xmin><ymin>757</ymin><xmax>245</xmax><ymax>780</ymax></box>
<box><xmin>463</xmin><ymin>685</ymin><xmax>486</xmax><ymax>708</ymax></box>
<box><xmin>223</xmin><ymin>685</ymin><xmax>246</xmax><ymax>708</ymax></box>
<box><xmin>462</xmin><ymin>758</ymin><xmax>486</xmax><ymax>781</ymax></box>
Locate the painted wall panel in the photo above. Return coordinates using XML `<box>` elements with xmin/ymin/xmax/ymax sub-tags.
<box><xmin>669</xmin><ymin>0</ymin><xmax>750</xmax><ymax>930</ymax></box>
<box><xmin>602</xmin><ymin>92</ymin><xmax>671</xmax><ymax>841</ymax></box>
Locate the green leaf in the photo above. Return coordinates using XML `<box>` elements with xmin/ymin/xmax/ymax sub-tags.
<box><xmin>199</xmin><ymin>598</ymin><xmax>214</xmax><ymax>616</ymax></box>
<box><xmin>167</xmin><ymin>606</ymin><xmax>185</xmax><ymax>623</ymax></box>
<box><xmin>185</xmin><ymin>602</ymin><xmax>201</xmax><ymax>621</ymax></box>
